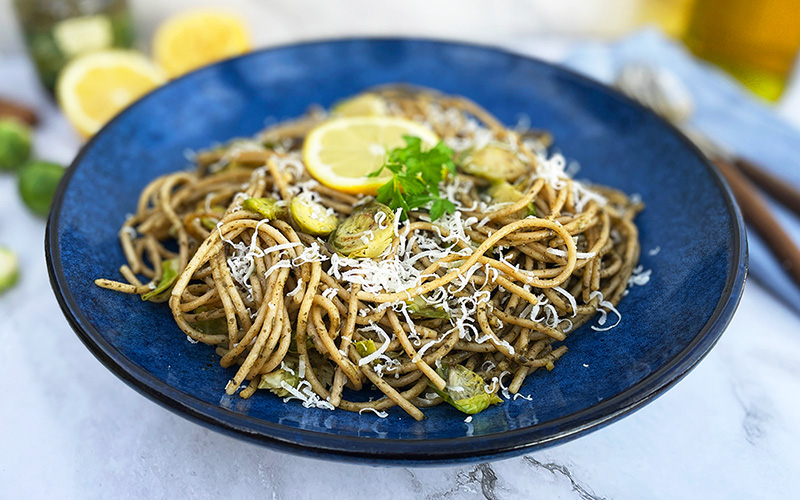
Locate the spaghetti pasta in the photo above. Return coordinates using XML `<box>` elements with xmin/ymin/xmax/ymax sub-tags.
<box><xmin>95</xmin><ymin>87</ymin><xmax>642</xmax><ymax>420</ymax></box>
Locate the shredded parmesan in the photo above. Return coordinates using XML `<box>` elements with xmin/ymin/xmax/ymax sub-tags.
<box><xmin>628</xmin><ymin>265</ymin><xmax>652</xmax><ymax>287</ymax></box>
<box><xmin>589</xmin><ymin>291</ymin><xmax>623</xmax><ymax>332</ymax></box>
<box><xmin>358</xmin><ymin>407</ymin><xmax>389</xmax><ymax>418</ymax></box>
<box><xmin>546</xmin><ymin>247</ymin><xmax>597</xmax><ymax>259</ymax></box>
<box><xmin>358</xmin><ymin>323</ymin><xmax>391</xmax><ymax>366</ymax></box>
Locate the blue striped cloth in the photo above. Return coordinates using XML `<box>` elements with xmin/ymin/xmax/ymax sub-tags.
<box><xmin>563</xmin><ymin>29</ymin><xmax>800</xmax><ymax>315</ymax></box>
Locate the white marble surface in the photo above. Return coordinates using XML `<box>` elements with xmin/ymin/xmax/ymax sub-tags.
<box><xmin>2</xmin><ymin>36</ymin><xmax>800</xmax><ymax>499</ymax></box>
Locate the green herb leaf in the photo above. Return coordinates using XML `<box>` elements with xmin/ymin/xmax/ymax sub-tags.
<box><xmin>430</xmin><ymin>199</ymin><xmax>456</xmax><ymax>222</ymax></box>
<box><xmin>370</xmin><ymin>135</ymin><xmax>457</xmax><ymax>221</ymax></box>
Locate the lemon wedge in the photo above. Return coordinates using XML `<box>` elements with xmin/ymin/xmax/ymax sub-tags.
<box><xmin>56</xmin><ymin>50</ymin><xmax>166</xmax><ymax>137</ymax></box>
<box><xmin>153</xmin><ymin>9</ymin><xmax>251</xmax><ymax>78</ymax></box>
<box><xmin>302</xmin><ymin>116</ymin><xmax>440</xmax><ymax>195</ymax></box>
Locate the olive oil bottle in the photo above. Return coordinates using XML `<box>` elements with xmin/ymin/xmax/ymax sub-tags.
<box><xmin>683</xmin><ymin>0</ymin><xmax>800</xmax><ymax>101</ymax></box>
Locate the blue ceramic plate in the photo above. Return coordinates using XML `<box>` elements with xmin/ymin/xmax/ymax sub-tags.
<box><xmin>46</xmin><ymin>39</ymin><xmax>746</xmax><ymax>465</ymax></box>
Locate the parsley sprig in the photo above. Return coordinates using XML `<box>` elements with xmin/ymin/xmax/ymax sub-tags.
<box><xmin>368</xmin><ymin>136</ymin><xmax>457</xmax><ymax>221</ymax></box>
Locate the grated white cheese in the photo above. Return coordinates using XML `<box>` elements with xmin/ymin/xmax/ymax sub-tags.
<box><xmin>628</xmin><ymin>265</ymin><xmax>652</xmax><ymax>287</ymax></box>
<box><xmin>358</xmin><ymin>323</ymin><xmax>391</xmax><ymax>366</ymax></box>
<box><xmin>292</xmin><ymin>242</ymin><xmax>327</xmax><ymax>266</ymax></box>
<box><xmin>358</xmin><ymin>407</ymin><xmax>389</xmax><ymax>418</ymax></box>
<box><xmin>589</xmin><ymin>291</ymin><xmax>623</xmax><ymax>332</ymax></box>
<box><xmin>281</xmin><ymin>380</ymin><xmax>334</xmax><ymax>410</ymax></box>
<box><xmin>286</xmin><ymin>278</ymin><xmax>304</xmax><ymax>297</ymax></box>
<box><xmin>546</xmin><ymin>247</ymin><xmax>597</xmax><ymax>260</ymax></box>
<box><xmin>552</xmin><ymin>286</ymin><xmax>578</xmax><ymax>318</ymax></box>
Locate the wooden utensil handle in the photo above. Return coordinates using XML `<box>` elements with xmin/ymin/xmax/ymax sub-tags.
<box><xmin>735</xmin><ymin>158</ymin><xmax>800</xmax><ymax>218</ymax></box>
<box><xmin>0</xmin><ymin>98</ymin><xmax>38</xmax><ymax>126</ymax></box>
<box><xmin>714</xmin><ymin>159</ymin><xmax>800</xmax><ymax>288</ymax></box>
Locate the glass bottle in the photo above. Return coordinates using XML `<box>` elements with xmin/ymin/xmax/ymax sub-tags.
<box><xmin>683</xmin><ymin>0</ymin><xmax>800</xmax><ymax>101</ymax></box>
<box><xmin>13</xmin><ymin>0</ymin><xmax>135</xmax><ymax>93</ymax></box>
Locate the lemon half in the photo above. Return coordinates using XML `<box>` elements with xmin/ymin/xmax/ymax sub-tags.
<box><xmin>153</xmin><ymin>10</ymin><xmax>251</xmax><ymax>78</ymax></box>
<box><xmin>56</xmin><ymin>50</ymin><xmax>166</xmax><ymax>137</ymax></box>
<box><xmin>302</xmin><ymin>116</ymin><xmax>440</xmax><ymax>195</ymax></box>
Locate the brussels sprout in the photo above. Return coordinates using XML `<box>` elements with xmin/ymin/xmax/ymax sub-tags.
<box><xmin>141</xmin><ymin>258</ymin><xmax>179</xmax><ymax>301</ymax></box>
<box><xmin>189</xmin><ymin>306</ymin><xmax>228</xmax><ymax>335</ymax></box>
<box><xmin>329</xmin><ymin>202</ymin><xmax>395</xmax><ymax>259</ymax></box>
<box><xmin>460</xmin><ymin>144</ymin><xmax>527</xmax><ymax>182</ymax></box>
<box><xmin>407</xmin><ymin>295</ymin><xmax>449</xmax><ymax>319</ymax></box>
<box><xmin>0</xmin><ymin>246</ymin><xmax>19</xmax><ymax>294</ymax></box>
<box><xmin>17</xmin><ymin>160</ymin><xmax>64</xmax><ymax>217</ymax></box>
<box><xmin>290</xmin><ymin>194</ymin><xmax>338</xmax><ymax>236</ymax></box>
<box><xmin>487</xmin><ymin>181</ymin><xmax>536</xmax><ymax>216</ymax></box>
<box><xmin>0</xmin><ymin>118</ymin><xmax>32</xmax><ymax>171</ymax></box>
<box><xmin>354</xmin><ymin>339</ymin><xmax>376</xmax><ymax>357</ymax></box>
<box><xmin>199</xmin><ymin>206</ymin><xmax>225</xmax><ymax>230</ymax></box>
<box><xmin>242</xmin><ymin>197</ymin><xmax>285</xmax><ymax>220</ymax></box>
<box><xmin>432</xmin><ymin>363</ymin><xmax>503</xmax><ymax>415</ymax></box>
<box><xmin>259</xmin><ymin>367</ymin><xmax>301</xmax><ymax>397</ymax></box>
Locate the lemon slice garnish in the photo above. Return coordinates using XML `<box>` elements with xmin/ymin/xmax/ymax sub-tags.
<box><xmin>302</xmin><ymin>116</ymin><xmax>440</xmax><ymax>195</ymax></box>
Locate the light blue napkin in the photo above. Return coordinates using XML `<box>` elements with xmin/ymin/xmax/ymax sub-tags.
<box><xmin>558</xmin><ymin>29</ymin><xmax>800</xmax><ymax>315</ymax></box>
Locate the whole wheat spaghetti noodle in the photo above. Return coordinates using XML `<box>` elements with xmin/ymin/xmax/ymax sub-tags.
<box><xmin>95</xmin><ymin>87</ymin><xmax>642</xmax><ymax>420</ymax></box>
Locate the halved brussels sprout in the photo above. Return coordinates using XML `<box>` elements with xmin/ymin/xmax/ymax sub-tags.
<box><xmin>200</xmin><ymin>206</ymin><xmax>226</xmax><ymax>230</ymax></box>
<box><xmin>290</xmin><ymin>194</ymin><xmax>338</xmax><ymax>236</ymax></box>
<box><xmin>407</xmin><ymin>295</ymin><xmax>450</xmax><ymax>319</ymax></box>
<box><xmin>354</xmin><ymin>339</ymin><xmax>376</xmax><ymax>357</ymax></box>
<box><xmin>432</xmin><ymin>363</ymin><xmax>503</xmax><ymax>415</ymax></box>
<box><xmin>189</xmin><ymin>306</ymin><xmax>228</xmax><ymax>335</ymax></box>
<box><xmin>242</xmin><ymin>197</ymin><xmax>285</xmax><ymax>220</ymax></box>
<box><xmin>460</xmin><ymin>144</ymin><xmax>527</xmax><ymax>182</ymax></box>
<box><xmin>142</xmin><ymin>258</ymin><xmax>179</xmax><ymax>302</ymax></box>
<box><xmin>487</xmin><ymin>181</ymin><xmax>536</xmax><ymax>216</ymax></box>
<box><xmin>259</xmin><ymin>367</ymin><xmax>301</xmax><ymax>397</ymax></box>
<box><xmin>329</xmin><ymin>202</ymin><xmax>395</xmax><ymax>259</ymax></box>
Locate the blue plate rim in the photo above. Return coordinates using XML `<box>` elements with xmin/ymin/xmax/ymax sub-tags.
<box><xmin>45</xmin><ymin>36</ymin><xmax>748</xmax><ymax>464</ymax></box>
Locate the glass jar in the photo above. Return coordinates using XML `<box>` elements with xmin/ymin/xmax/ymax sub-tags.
<box><xmin>13</xmin><ymin>0</ymin><xmax>135</xmax><ymax>93</ymax></box>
